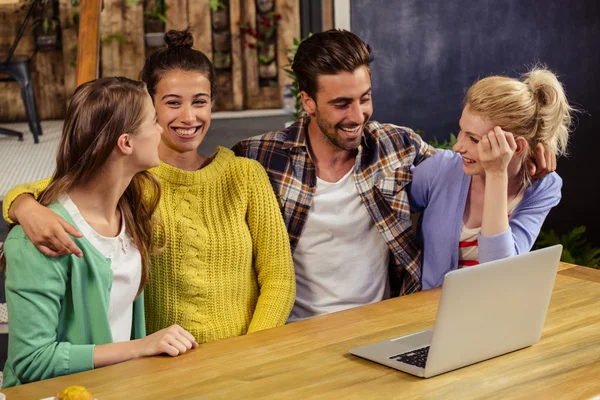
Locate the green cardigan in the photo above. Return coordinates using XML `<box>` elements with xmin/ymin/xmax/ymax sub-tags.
<box><xmin>2</xmin><ymin>202</ymin><xmax>146</xmax><ymax>388</ymax></box>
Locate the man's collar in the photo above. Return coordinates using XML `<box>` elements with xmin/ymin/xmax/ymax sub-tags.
<box><xmin>282</xmin><ymin>113</ymin><xmax>310</xmax><ymax>150</ymax></box>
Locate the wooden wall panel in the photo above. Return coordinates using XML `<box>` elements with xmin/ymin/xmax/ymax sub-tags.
<box><xmin>188</xmin><ymin>0</ymin><xmax>210</xmax><ymax>58</ymax></box>
<box><xmin>1</xmin><ymin>0</ymin><xmax>300</xmax><ymax>121</ymax></box>
<box><xmin>0</xmin><ymin>2</ymin><xmax>34</xmax><ymax>121</ymax></box>
<box><xmin>165</xmin><ymin>0</ymin><xmax>188</xmax><ymax>32</ymax></box>
<box><xmin>1</xmin><ymin>2</ymin><xmax>65</xmax><ymax>121</ymax></box>
<box><xmin>322</xmin><ymin>0</ymin><xmax>333</xmax><ymax>30</ymax></box>
<box><xmin>32</xmin><ymin>50</ymin><xmax>66</xmax><ymax>119</ymax></box>
<box><xmin>58</xmin><ymin>0</ymin><xmax>78</xmax><ymax>105</ymax></box>
<box><xmin>276</xmin><ymin>0</ymin><xmax>299</xmax><ymax>103</ymax></box>
<box><xmin>229</xmin><ymin>0</ymin><xmax>243</xmax><ymax>110</ymax></box>
<box><xmin>100</xmin><ymin>0</ymin><xmax>145</xmax><ymax>79</ymax></box>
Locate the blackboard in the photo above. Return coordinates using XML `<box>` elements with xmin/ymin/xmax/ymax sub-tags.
<box><xmin>352</xmin><ymin>0</ymin><xmax>600</xmax><ymax>246</ymax></box>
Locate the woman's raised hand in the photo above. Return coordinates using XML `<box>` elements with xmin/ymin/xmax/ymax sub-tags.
<box><xmin>478</xmin><ymin>126</ymin><xmax>517</xmax><ymax>175</ymax></box>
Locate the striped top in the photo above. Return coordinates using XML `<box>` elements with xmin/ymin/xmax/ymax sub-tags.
<box><xmin>458</xmin><ymin>191</ymin><xmax>525</xmax><ymax>268</ymax></box>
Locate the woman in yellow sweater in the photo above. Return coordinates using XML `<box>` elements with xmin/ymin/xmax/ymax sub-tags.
<box><xmin>3</xmin><ymin>29</ymin><xmax>295</xmax><ymax>343</ymax></box>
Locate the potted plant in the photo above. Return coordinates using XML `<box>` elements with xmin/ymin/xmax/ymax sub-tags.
<box><xmin>210</xmin><ymin>0</ymin><xmax>228</xmax><ymax>30</ymax></box>
<box><xmin>144</xmin><ymin>0</ymin><xmax>167</xmax><ymax>48</ymax></box>
<box><xmin>213</xmin><ymin>51</ymin><xmax>232</xmax><ymax>70</ymax></box>
<box><xmin>32</xmin><ymin>0</ymin><xmax>61</xmax><ymax>52</ymax></box>
<box><xmin>281</xmin><ymin>35</ymin><xmax>310</xmax><ymax>122</ymax></box>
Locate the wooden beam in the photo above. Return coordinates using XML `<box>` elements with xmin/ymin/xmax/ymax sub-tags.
<box><xmin>322</xmin><ymin>0</ymin><xmax>333</xmax><ymax>31</ymax></box>
<box><xmin>76</xmin><ymin>0</ymin><xmax>102</xmax><ymax>85</ymax></box>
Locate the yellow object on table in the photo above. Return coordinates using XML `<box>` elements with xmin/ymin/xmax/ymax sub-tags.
<box><xmin>55</xmin><ymin>385</ymin><xmax>94</xmax><ymax>400</ymax></box>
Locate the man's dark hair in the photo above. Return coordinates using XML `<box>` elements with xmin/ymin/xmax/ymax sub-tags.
<box><xmin>291</xmin><ymin>29</ymin><xmax>373</xmax><ymax>100</ymax></box>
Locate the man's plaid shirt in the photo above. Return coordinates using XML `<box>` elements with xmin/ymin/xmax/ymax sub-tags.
<box><xmin>232</xmin><ymin>115</ymin><xmax>435</xmax><ymax>296</ymax></box>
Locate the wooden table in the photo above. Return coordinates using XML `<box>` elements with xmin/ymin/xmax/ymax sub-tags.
<box><xmin>3</xmin><ymin>263</ymin><xmax>600</xmax><ymax>399</ymax></box>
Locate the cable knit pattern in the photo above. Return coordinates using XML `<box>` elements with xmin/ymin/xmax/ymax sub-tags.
<box><xmin>145</xmin><ymin>147</ymin><xmax>295</xmax><ymax>342</ymax></box>
<box><xmin>2</xmin><ymin>147</ymin><xmax>295</xmax><ymax>344</ymax></box>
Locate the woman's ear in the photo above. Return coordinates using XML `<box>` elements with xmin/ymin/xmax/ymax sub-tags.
<box><xmin>116</xmin><ymin>133</ymin><xmax>133</xmax><ymax>155</ymax></box>
<box><xmin>515</xmin><ymin>136</ymin><xmax>529</xmax><ymax>156</ymax></box>
<box><xmin>301</xmin><ymin>91</ymin><xmax>316</xmax><ymax>115</ymax></box>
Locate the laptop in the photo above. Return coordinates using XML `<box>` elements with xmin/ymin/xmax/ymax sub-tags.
<box><xmin>349</xmin><ymin>245</ymin><xmax>562</xmax><ymax>378</ymax></box>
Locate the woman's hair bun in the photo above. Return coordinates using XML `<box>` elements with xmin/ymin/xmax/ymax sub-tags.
<box><xmin>164</xmin><ymin>28</ymin><xmax>194</xmax><ymax>49</ymax></box>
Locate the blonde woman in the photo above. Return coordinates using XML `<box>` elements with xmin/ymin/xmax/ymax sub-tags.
<box><xmin>409</xmin><ymin>67</ymin><xmax>574</xmax><ymax>289</ymax></box>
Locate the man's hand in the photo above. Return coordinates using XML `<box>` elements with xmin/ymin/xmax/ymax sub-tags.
<box><xmin>528</xmin><ymin>143</ymin><xmax>557</xmax><ymax>180</ymax></box>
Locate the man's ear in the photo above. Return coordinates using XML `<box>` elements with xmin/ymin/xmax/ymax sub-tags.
<box><xmin>515</xmin><ymin>136</ymin><xmax>529</xmax><ymax>156</ymax></box>
<box><xmin>301</xmin><ymin>91</ymin><xmax>316</xmax><ymax>115</ymax></box>
<box><xmin>116</xmin><ymin>133</ymin><xmax>133</xmax><ymax>155</ymax></box>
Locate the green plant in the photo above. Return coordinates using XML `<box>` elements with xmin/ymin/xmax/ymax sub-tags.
<box><xmin>416</xmin><ymin>130</ymin><xmax>457</xmax><ymax>150</ymax></box>
<box><xmin>534</xmin><ymin>226</ymin><xmax>600</xmax><ymax>269</ymax></box>
<box><xmin>239</xmin><ymin>12</ymin><xmax>281</xmax><ymax>51</ymax></box>
<box><xmin>102</xmin><ymin>34</ymin><xmax>129</xmax><ymax>44</ymax></box>
<box><xmin>32</xmin><ymin>0</ymin><xmax>59</xmax><ymax>35</ymax></box>
<box><xmin>209</xmin><ymin>0</ymin><xmax>226</xmax><ymax>11</ymax></box>
<box><xmin>281</xmin><ymin>34</ymin><xmax>311</xmax><ymax>119</ymax></box>
<box><xmin>146</xmin><ymin>0</ymin><xmax>168</xmax><ymax>24</ymax></box>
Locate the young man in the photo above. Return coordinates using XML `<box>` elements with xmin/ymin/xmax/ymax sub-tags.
<box><xmin>232</xmin><ymin>30</ymin><xmax>434</xmax><ymax>322</ymax></box>
<box><xmin>233</xmin><ymin>30</ymin><xmax>555</xmax><ymax>322</ymax></box>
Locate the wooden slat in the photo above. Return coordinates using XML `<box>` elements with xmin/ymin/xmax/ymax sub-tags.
<box><xmin>58</xmin><ymin>0</ymin><xmax>78</xmax><ymax>106</ymax></box>
<box><xmin>76</xmin><ymin>0</ymin><xmax>102</xmax><ymax>85</ymax></box>
<box><xmin>32</xmin><ymin>50</ymin><xmax>66</xmax><ymax>119</ymax></box>
<box><xmin>241</xmin><ymin>0</ymin><xmax>258</xmax><ymax>106</ymax></box>
<box><xmin>188</xmin><ymin>0</ymin><xmax>210</xmax><ymax>58</ymax></box>
<box><xmin>276</xmin><ymin>0</ymin><xmax>299</xmax><ymax>104</ymax></box>
<box><xmin>165</xmin><ymin>0</ymin><xmax>188</xmax><ymax>32</ymax></box>
<box><xmin>322</xmin><ymin>0</ymin><xmax>333</xmax><ymax>31</ymax></box>
<box><xmin>229</xmin><ymin>0</ymin><xmax>243</xmax><ymax>110</ymax></box>
<box><xmin>100</xmin><ymin>0</ymin><xmax>145</xmax><ymax>79</ymax></box>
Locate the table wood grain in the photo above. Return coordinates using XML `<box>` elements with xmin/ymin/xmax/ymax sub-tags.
<box><xmin>3</xmin><ymin>263</ymin><xmax>600</xmax><ymax>399</ymax></box>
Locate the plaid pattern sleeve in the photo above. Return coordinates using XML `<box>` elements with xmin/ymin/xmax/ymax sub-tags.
<box><xmin>232</xmin><ymin>116</ymin><xmax>436</xmax><ymax>296</ymax></box>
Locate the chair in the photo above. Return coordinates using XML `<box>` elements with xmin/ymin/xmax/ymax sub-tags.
<box><xmin>0</xmin><ymin>0</ymin><xmax>43</xmax><ymax>144</ymax></box>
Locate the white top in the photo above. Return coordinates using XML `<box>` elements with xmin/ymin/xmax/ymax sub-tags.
<box><xmin>289</xmin><ymin>168</ymin><xmax>391</xmax><ymax>322</ymax></box>
<box><xmin>59</xmin><ymin>195</ymin><xmax>141</xmax><ymax>343</ymax></box>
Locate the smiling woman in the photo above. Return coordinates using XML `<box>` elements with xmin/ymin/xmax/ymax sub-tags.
<box><xmin>409</xmin><ymin>67</ymin><xmax>576</xmax><ymax>289</ymax></box>
<box><xmin>2</xmin><ymin>28</ymin><xmax>296</xmax><ymax>347</ymax></box>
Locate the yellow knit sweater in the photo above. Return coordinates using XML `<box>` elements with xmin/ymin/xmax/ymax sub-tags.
<box><xmin>2</xmin><ymin>147</ymin><xmax>295</xmax><ymax>343</ymax></box>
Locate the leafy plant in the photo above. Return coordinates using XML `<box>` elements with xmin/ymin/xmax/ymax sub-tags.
<box><xmin>209</xmin><ymin>0</ymin><xmax>226</xmax><ymax>11</ymax></box>
<box><xmin>239</xmin><ymin>12</ymin><xmax>281</xmax><ymax>50</ymax></box>
<box><xmin>146</xmin><ymin>0</ymin><xmax>168</xmax><ymax>24</ymax></box>
<box><xmin>102</xmin><ymin>34</ymin><xmax>129</xmax><ymax>44</ymax></box>
<box><xmin>534</xmin><ymin>226</ymin><xmax>600</xmax><ymax>269</ymax></box>
<box><xmin>281</xmin><ymin>34</ymin><xmax>311</xmax><ymax>120</ymax></box>
<box><xmin>31</xmin><ymin>0</ymin><xmax>59</xmax><ymax>35</ymax></box>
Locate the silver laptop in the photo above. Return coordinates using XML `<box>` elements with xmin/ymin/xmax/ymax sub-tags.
<box><xmin>349</xmin><ymin>245</ymin><xmax>562</xmax><ymax>378</ymax></box>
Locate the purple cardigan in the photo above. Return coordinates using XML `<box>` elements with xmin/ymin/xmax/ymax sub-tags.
<box><xmin>408</xmin><ymin>150</ymin><xmax>562</xmax><ymax>290</ymax></box>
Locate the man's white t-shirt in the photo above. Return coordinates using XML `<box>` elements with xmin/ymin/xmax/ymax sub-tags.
<box><xmin>289</xmin><ymin>168</ymin><xmax>391</xmax><ymax>322</ymax></box>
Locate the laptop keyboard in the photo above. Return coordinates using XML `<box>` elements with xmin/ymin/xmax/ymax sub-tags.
<box><xmin>389</xmin><ymin>346</ymin><xmax>430</xmax><ymax>368</ymax></box>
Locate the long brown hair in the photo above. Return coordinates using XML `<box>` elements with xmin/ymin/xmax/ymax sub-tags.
<box><xmin>1</xmin><ymin>77</ymin><xmax>161</xmax><ymax>296</ymax></box>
